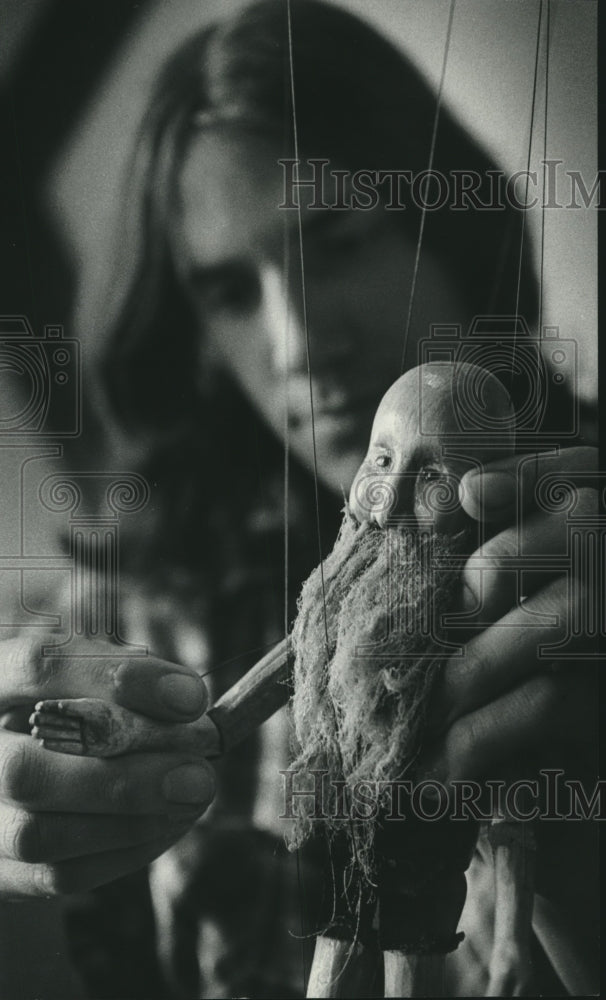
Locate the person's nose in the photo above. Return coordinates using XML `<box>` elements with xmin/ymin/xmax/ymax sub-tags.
<box><xmin>257</xmin><ymin>263</ymin><xmax>308</xmax><ymax>375</ymax></box>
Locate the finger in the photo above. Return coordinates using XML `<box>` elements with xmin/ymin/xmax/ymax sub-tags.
<box><xmin>0</xmin><ymin>635</ymin><xmax>208</xmax><ymax>722</ymax></box>
<box><xmin>454</xmin><ymin>488</ymin><xmax>598</xmax><ymax>624</ymax></box>
<box><xmin>0</xmin><ymin>804</ymin><xmax>196</xmax><ymax>863</ymax></box>
<box><xmin>0</xmin><ymin>732</ymin><xmax>215</xmax><ymax>816</ymax></box>
<box><xmin>149</xmin><ymin>844</ymin><xmax>201</xmax><ymax>995</ymax></box>
<box><xmin>0</xmin><ymin>834</ymin><xmax>190</xmax><ymax>899</ymax></box>
<box><xmin>459</xmin><ymin>446</ymin><xmax>598</xmax><ymax>522</ymax></box>
<box><xmin>433</xmin><ymin>575</ymin><xmax>594</xmax><ymax>732</ymax></box>
<box><xmin>421</xmin><ymin>671</ymin><xmax>578</xmax><ymax>785</ymax></box>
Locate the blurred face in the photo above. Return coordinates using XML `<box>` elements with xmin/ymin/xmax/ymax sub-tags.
<box><xmin>174</xmin><ymin>130</ymin><xmax>467</xmax><ymax>493</ymax></box>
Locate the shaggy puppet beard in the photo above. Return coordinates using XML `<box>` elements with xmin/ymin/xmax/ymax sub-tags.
<box><xmin>288</xmin><ymin>508</ymin><xmax>466</xmax><ymax>879</ymax></box>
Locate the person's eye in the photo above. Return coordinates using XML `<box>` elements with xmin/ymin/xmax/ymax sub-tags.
<box><xmin>301</xmin><ymin>220</ymin><xmax>362</xmax><ymax>264</ymax></box>
<box><xmin>321</xmin><ymin>229</ymin><xmax>359</xmax><ymax>254</ymax></box>
<box><xmin>198</xmin><ymin>267</ymin><xmax>260</xmax><ymax>314</ymax></box>
<box><xmin>374</xmin><ymin>454</ymin><xmax>392</xmax><ymax>469</ymax></box>
<box><xmin>211</xmin><ymin>277</ymin><xmax>258</xmax><ymax>312</ymax></box>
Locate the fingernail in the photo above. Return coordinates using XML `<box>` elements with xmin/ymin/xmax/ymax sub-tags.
<box><xmin>462</xmin><ymin>583</ymin><xmax>478</xmax><ymax>613</ymax></box>
<box><xmin>418</xmin><ymin>780</ymin><xmax>443</xmax><ymax>803</ymax></box>
<box><xmin>157</xmin><ymin>673</ymin><xmax>205</xmax><ymax>716</ymax></box>
<box><xmin>163</xmin><ymin>765</ymin><xmax>214</xmax><ymax>804</ymax></box>
<box><xmin>166</xmin><ymin>813</ymin><xmax>199</xmax><ymax>831</ymax></box>
<box><xmin>476</xmin><ymin>471</ymin><xmax>518</xmax><ymax>503</ymax></box>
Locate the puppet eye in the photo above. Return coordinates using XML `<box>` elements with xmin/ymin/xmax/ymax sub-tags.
<box><xmin>419</xmin><ymin>466</ymin><xmax>442</xmax><ymax>482</ymax></box>
<box><xmin>374</xmin><ymin>454</ymin><xmax>392</xmax><ymax>469</ymax></box>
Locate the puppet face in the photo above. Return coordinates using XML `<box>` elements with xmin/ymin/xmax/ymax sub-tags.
<box><xmin>348</xmin><ymin>362</ymin><xmax>515</xmax><ymax>530</ymax></box>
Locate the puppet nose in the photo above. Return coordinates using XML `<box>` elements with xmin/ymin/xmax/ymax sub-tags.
<box><xmin>349</xmin><ymin>469</ymin><xmax>415</xmax><ymax>528</ymax></box>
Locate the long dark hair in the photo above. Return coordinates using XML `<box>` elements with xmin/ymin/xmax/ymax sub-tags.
<box><xmin>86</xmin><ymin>0</ymin><xmax>539</xmax><ymax>585</ymax></box>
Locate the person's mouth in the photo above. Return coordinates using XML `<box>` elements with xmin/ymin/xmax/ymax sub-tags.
<box><xmin>286</xmin><ymin>382</ymin><xmax>380</xmax><ymax>428</ymax></box>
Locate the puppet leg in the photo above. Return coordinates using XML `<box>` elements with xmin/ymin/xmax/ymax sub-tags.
<box><xmin>486</xmin><ymin>817</ymin><xmax>536</xmax><ymax>996</ymax></box>
<box><xmin>377</xmin><ymin>810</ymin><xmax>477</xmax><ymax>998</ymax></box>
<box><xmin>306</xmin><ymin>832</ymin><xmax>380</xmax><ymax>998</ymax></box>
